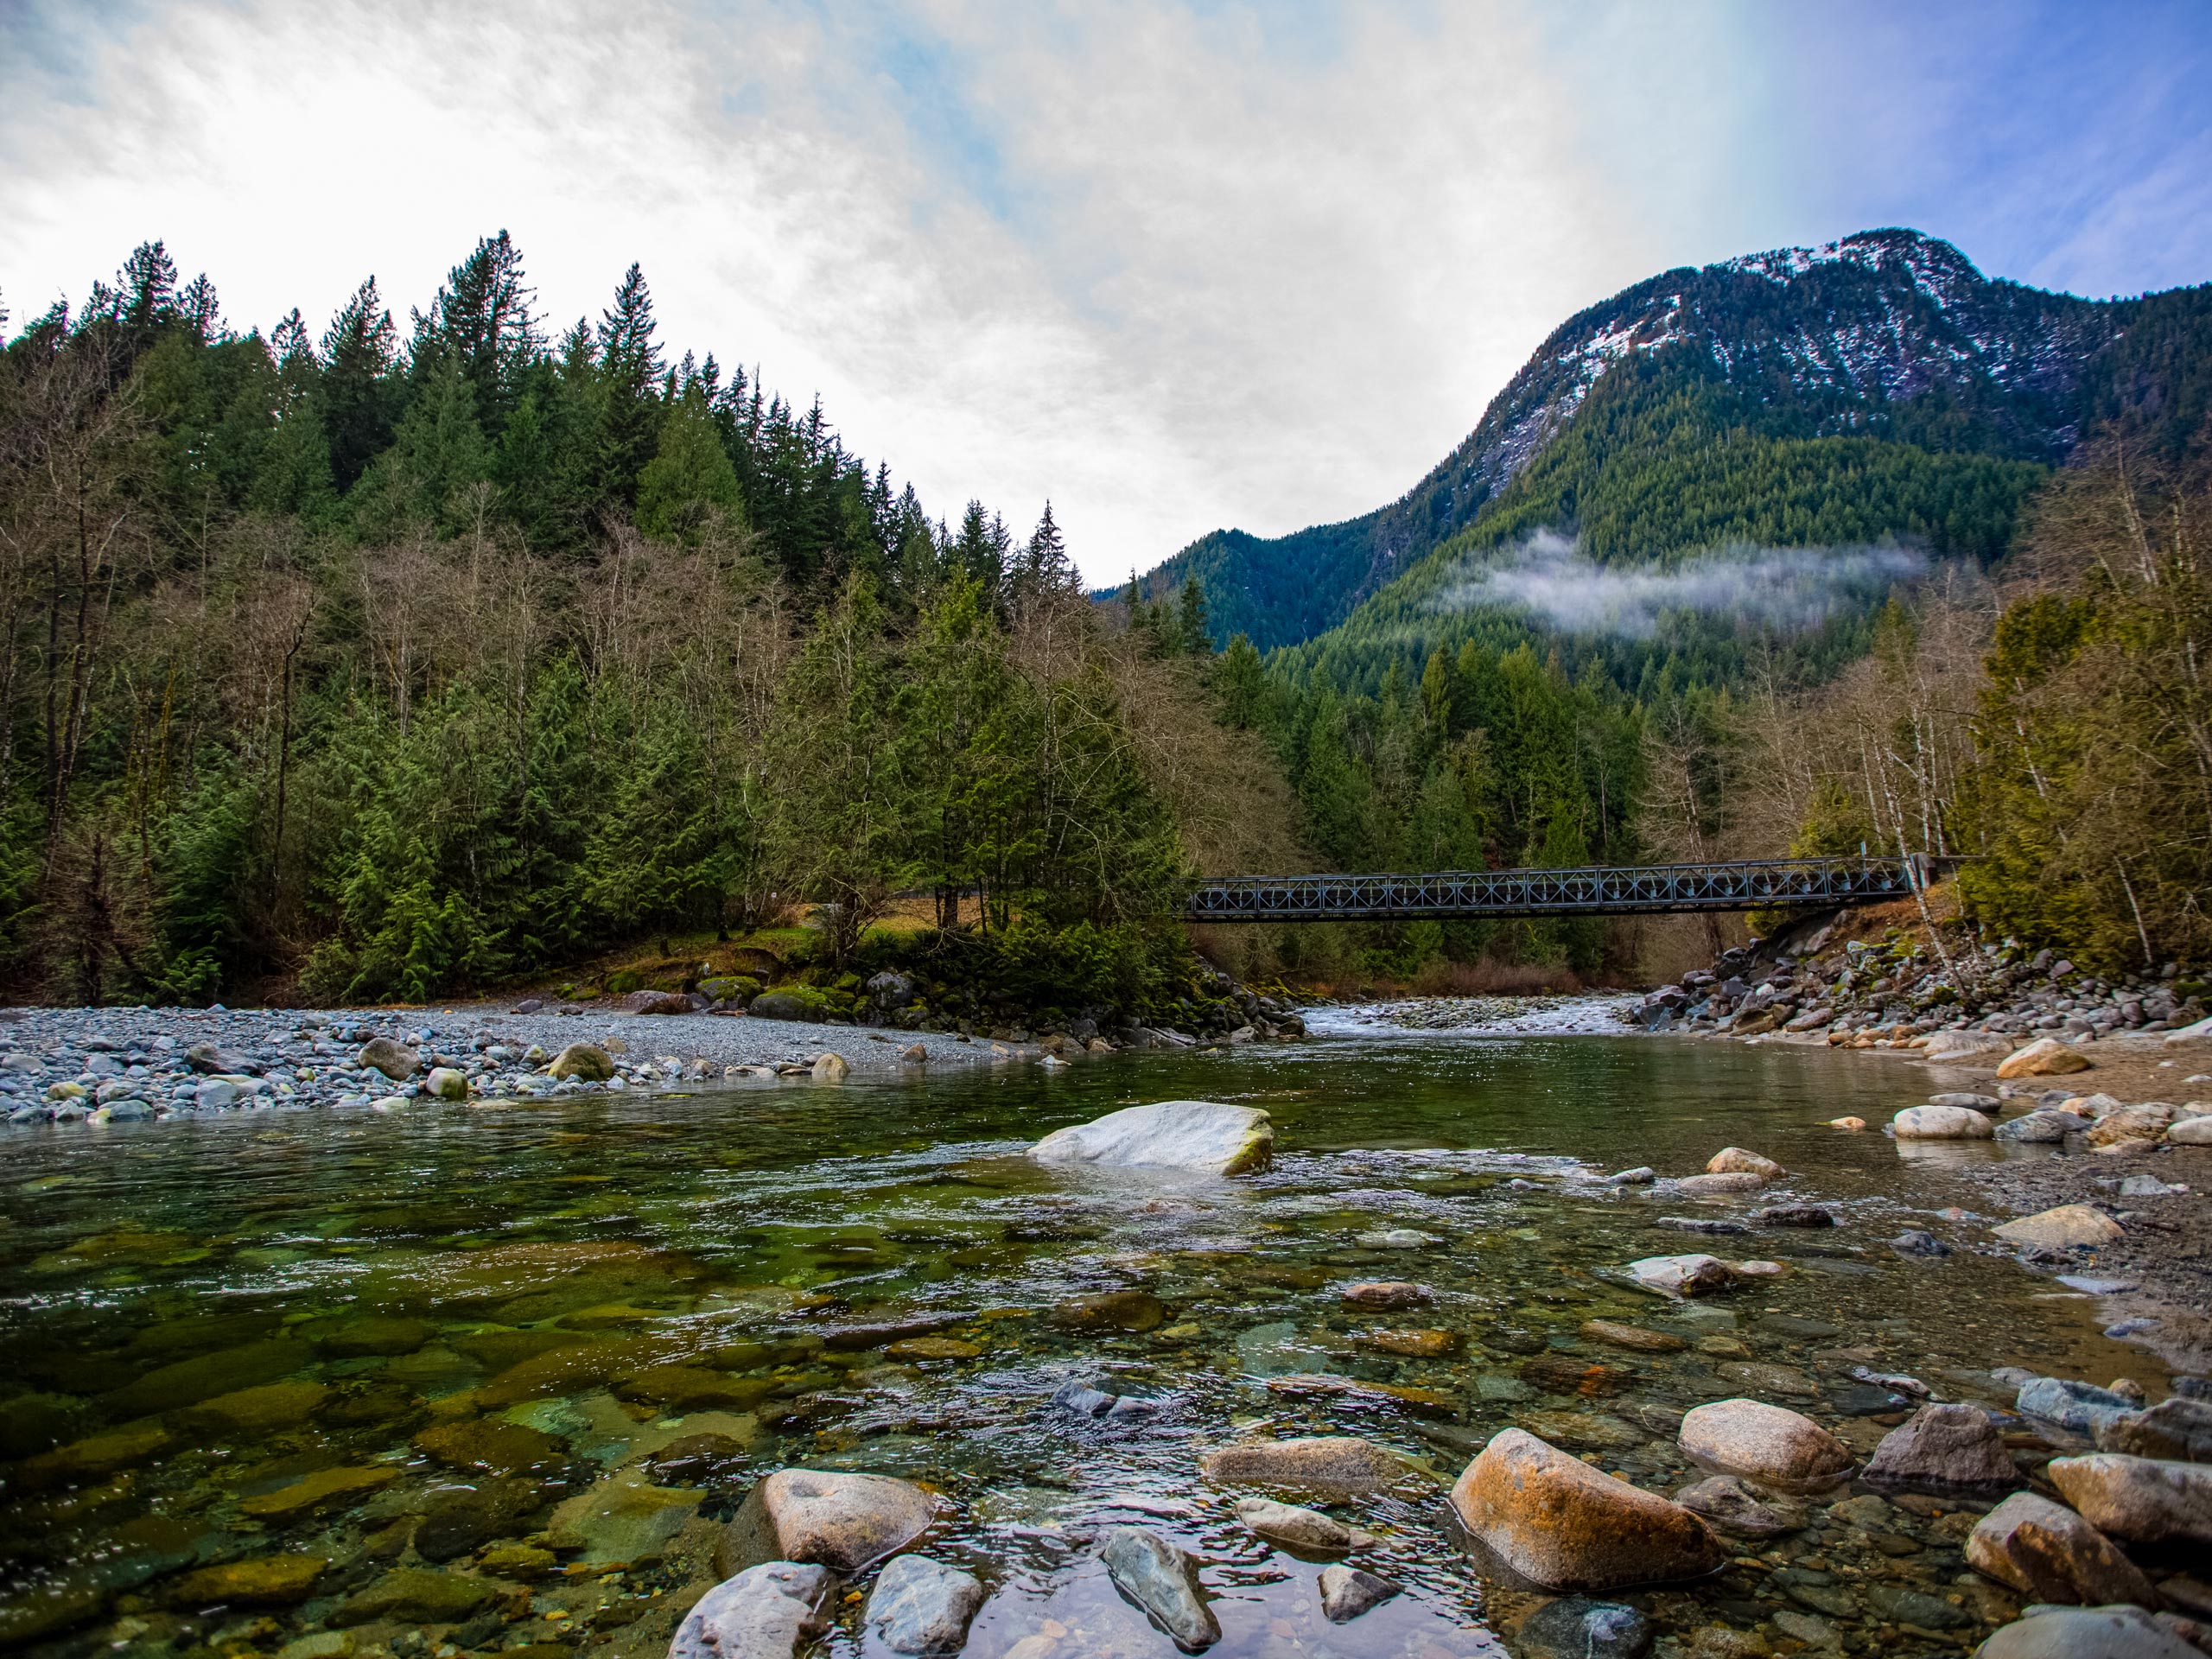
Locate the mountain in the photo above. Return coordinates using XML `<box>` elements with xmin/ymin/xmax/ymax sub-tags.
<box><xmin>1130</xmin><ymin>229</ymin><xmax>2212</xmax><ymax>653</ymax></box>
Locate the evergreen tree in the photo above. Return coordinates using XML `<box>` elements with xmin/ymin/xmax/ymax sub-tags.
<box><xmin>320</xmin><ymin>278</ymin><xmax>398</xmax><ymax>492</ymax></box>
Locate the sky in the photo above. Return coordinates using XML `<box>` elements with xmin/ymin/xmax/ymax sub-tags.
<box><xmin>4</xmin><ymin>0</ymin><xmax>2209</xmax><ymax>587</ymax></box>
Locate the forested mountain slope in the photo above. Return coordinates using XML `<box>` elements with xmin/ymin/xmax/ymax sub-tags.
<box><xmin>1132</xmin><ymin>230</ymin><xmax>2212</xmax><ymax>653</ymax></box>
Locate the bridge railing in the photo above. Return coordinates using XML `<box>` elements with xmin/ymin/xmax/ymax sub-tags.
<box><xmin>1184</xmin><ymin>855</ymin><xmax>1936</xmax><ymax>921</ymax></box>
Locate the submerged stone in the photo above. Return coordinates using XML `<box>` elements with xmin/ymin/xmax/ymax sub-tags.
<box><xmin>166</xmin><ymin>1554</ymin><xmax>329</xmax><ymax>1607</ymax></box>
<box><xmin>865</xmin><ymin>1554</ymin><xmax>986</xmax><ymax>1655</ymax></box>
<box><xmin>670</xmin><ymin>1562</ymin><xmax>834</xmax><ymax>1659</ymax></box>
<box><xmin>1102</xmin><ymin>1527</ymin><xmax>1220</xmax><ymax>1652</ymax></box>
<box><xmin>1233</xmin><ymin>1496</ymin><xmax>1371</xmax><ymax>1553</ymax></box>
<box><xmin>1317</xmin><ymin>1564</ymin><xmax>1399</xmax><ymax>1623</ymax></box>
<box><xmin>1200</xmin><ymin>1435</ymin><xmax>1415</xmax><ymax>1496</ymax></box>
<box><xmin>1517</xmin><ymin>1597</ymin><xmax>1655</xmax><ymax>1659</ymax></box>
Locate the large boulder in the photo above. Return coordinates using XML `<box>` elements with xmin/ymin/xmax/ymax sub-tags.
<box><xmin>2048</xmin><ymin>1453</ymin><xmax>2212</xmax><ymax>1545</ymax></box>
<box><xmin>1448</xmin><ymin>1428</ymin><xmax>1724</xmax><ymax>1592</ymax></box>
<box><xmin>1199</xmin><ymin>1435</ymin><xmax>1414</xmax><ymax>1496</ymax></box>
<box><xmin>1101</xmin><ymin>1528</ymin><xmax>1219</xmax><ymax>1652</ymax></box>
<box><xmin>715</xmin><ymin>1470</ymin><xmax>937</xmax><ymax>1577</ymax></box>
<box><xmin>356</xmin><ymin>1038</ymin><xmax>421</xmax><ymax>1080</ymax></box>
<box><xmin>1994</xmin><ymin>1205</ymin><xmax>2124</xmax><ymax>1249</ymax></box>
<box><xmin>670</xmin><ymin>1562</ymin><xmax>833</xmax><ymax>1659</ymax></box>
<box><xmin>1974</xmin><ymin>1605</ymin><xmax>2200</xmax><ymax>1659</ymax></box>
<box><xmin>1029</xmin><ymin>1101</ymin><xmax>1273</xmax><ymax>1176</ymax></box>
<box><xmin>1678</xmin><ymin>1400</ymin><xmax>1855</xmax><ymax>1491</ymax></box>
<box><xmin>865</xmin><ymin>1554</ymin><xmax>986</xmax><ymax>1655</ymax></box>
<box><xmin>546</xmin><ymin>1043</ymin><xmax>615</xmax><ymax>1082</ymax></box>
<box><xmin>1997</xmin><ymin>1037</ymin><xmax>2094</xmax><ymax>1079</ymax></box>
<box><xmin>1895</xmin><ymin>1105</ymin><xmax>1996</xmax><ymax>1140</ymax></box>
<box><xmin>1864</xmin><ymin>1403</ymin><xmax>2019</xmax><ymax>1493</ymax></box>
<box><xmin>1965</xmin><ymin>1492</ymin><xmax>2158</xmax><ymax>1607</ymax></box>
<box><xmin>2098</xmin><ymin>1396</ymin><xmax>2212</xmax><ymax>1463</ymax></box>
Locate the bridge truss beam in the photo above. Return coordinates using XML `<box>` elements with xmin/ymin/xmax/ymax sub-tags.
<box><xmin>1184</xmin><ymin>857</ymin><xmax>1934</xmax><ymax>923</ymax></box>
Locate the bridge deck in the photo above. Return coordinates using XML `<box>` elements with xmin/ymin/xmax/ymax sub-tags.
<box><xmin>1185</xmin><ymin>857</ymin><xmax>1929</xmax><ymax>922</ymax></box>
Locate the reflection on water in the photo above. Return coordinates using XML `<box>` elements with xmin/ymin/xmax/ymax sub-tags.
<box><xmin>0</xmin><ymin>1030</ymin><xmax>2159</xmax><ymax>1656</ymax></box>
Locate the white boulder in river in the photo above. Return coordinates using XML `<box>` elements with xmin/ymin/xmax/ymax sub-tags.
<box><xmin>1030</xmin><ymin>1100</ymin><xmax>1273</xmax><ymax>1175</ymax></box>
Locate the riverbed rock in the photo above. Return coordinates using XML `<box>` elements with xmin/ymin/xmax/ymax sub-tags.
<box><xmin>1895</xmin><ymin>1104</ymin><xmax>1996</xmax><ymax>1140</ymax></box>
<box><xmin>748</xmin><ymin>992</ymin><xmax>819</xmax><ymax>1023</ymax></box>
<box><xmin>423</xmin><ymin>1065</ymin><xmax>467</xmax><ymax>1101</ymax></box>
<box><xmin>718</xmin><ymin>1469</ymin><xmax>938</xmax><ymax>1577</ymax></box>
<box><xmin>1999</xmin><ymin>1110</ymin><xmax>2081</xmax><ymax>1143</ymax></box>
<box><xmin>1975</xmin><ymin>1605</ymin><xmax>2200</xmax><ymax>1659</ymax></box>
<box><xmin>2098</xmin><ymin>1397</ymin><xmax>2212</xmax><ymax>1463</ymax></box>
<box><xmin>1234</xmin><ymin>1497</ymin><xmax>1372</xmax><ymax>1552</ymax></box>
<box><xmin>1997</xmin><ymin>1038</ymin><xmax>2094</xmax><ymax>1079</ymax></box>
<box><xmin>810</xmin><ymin>1052</ymin><xmax>849</xmax><ymax>1083</ymax></box>
<box><xmin>1054</xmin><ymin>1290</ymin><xmax>1166</xmax><ymax>1332</ymax></box>
<box><xmin>167</xmin><ymin>1554</ymin><xmax>329</xmax><ymax>1607</ymax></box>
<box><xmin>1924</xmin><ymin>1033</ymin><xmax>2012</xmax><ymax>1063</ymax></box>
<box><xmin>1753</xmin><ymin>1205</ymin><xmax>1836</xmax><ymax>1228</ymax></box>
<box><xmin>1674</xmin><ymin>1172</ymin><xmax>1769</xmax><ymax>1196</ymax></box>
<box><xmin>1102</xmin><ymin>1527</ymin><xmax>1220</xmax><ymax>1652</ymax></box>
<box><xmin>1624</xmin><ymin>1255</ymin><xmax>1734</xmax><ymax>1297</ymax></box>
<box><xmin>1580</xmin><ymin>1320</ymin><xmax>1689</xmax><ymax>1353</ymax></box>
<box><xmin>1366</xmin><ymin>1327</ymin><xmax>1460</xmax><ymax>1357</ymax></box>
<box><xmin>334</xmin><ymin>1567</ymin><xmax>512</xmax><ymax>1625</ymax></box>
<box><xmin>2087</xmin><ymin>1104</ymin><xmax>2177</xmax><ymax>1147</ymax></box>
<box><xmin>1317</xmin><ymin>1564</ymin><xmax>1400</xmax><ymax>1623</ymax></box>
<box><xmin>546</xmin><ymin>1042</ymin><xmax>615</xmax><ymax>1082</ymax></box>
<box><xmin>1965</xmin><ymin>1491</ymin><xmax>2159</xmax><ymax>1607</ymax></box>
<box><xmin>1675</xmin><ymin>1476</ymin><xmax>1802</xmax><ymax>1537</ymax></box>
<box><xmin>1339</xmin><ymin>1281</ymin><xmax>1428</xmax><ymax>1310</ymax></box>
<box><xmin>1994</xmin><ymin>1205</ymin><xmax>2124</xmax><ymax>1249</ymax></box>
<box><xmin>1707</xmin><ymin>1147</ymin><xmax>1783</xmax><ymax>1179</ymax></box>
<box><xmin>1449</xmin><ymin>1428</ymin><xmax>1724</xmax><ymax>1592</ymax></box>
<box><xmin>1865</xmin><ymin>1403</ymin><xmax>2019</xmax><ymax>1492</ymax></box>
<box><xmin>1200</xmin><ymin>1435</ymin><xmax>1414</xmax><ymax>1496</ymax></box>
<box><xmin>1029</xmin><ymin>1100</ymin><xmax>1273</xmax><ymax>1175</ymax></box>
<box><xmin>671</xmin><ymin>1562</ymin><xmax>833</xmax><ymax>1659</ymax></box>
<box><xmin>2049</xmin><ymin>1453</ymin><xmax>2212</xmax><ymax>1545</ymax></box>
<box><xmin>2167</xmin><ymin>1116</ymin><xmax>2212</xmax><ymax>1146</ymax></box>
<box><xmin>1678</xmin><ymin>1399</ymin><xmax>1855</xmax><ymax>1491</ymax></box>
<box><xmin>1516</xmin><ymin>1597</ymin><xmax>1654</xmax><ymax>1659</ymax></box>
<box><xmin>356</xmin><ymin>1038</ymin><xmax>421</xmax><ymax>1080</ymax></box>
<box><xmin>547</xmin><ymin>1467</ymin><xmax>701</xmax><ymax>1561</ymax></box>
<box><xmin>1828</xmin><ymin>1116</ymin><xmax>1868</xmax><ymax>1130</ymax></box>
<box><xmin>2018</xmin><ymin>1378</ymin><xmax>2142</xmax><ymax>1437</ymax></box>
<box><xmin>865</xmin><ymin>1554</ymin><xmax>986</xmax><ymax>1655</ymax></box>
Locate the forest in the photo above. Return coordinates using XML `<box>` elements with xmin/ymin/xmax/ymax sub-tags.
<box><xmin>1</xmin><ymin>234</ymin><xmax>2205</xmax><ymax>1013</ymax></box>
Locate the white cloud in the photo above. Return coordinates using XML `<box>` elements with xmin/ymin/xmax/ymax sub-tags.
<box><xmin>0</xmin><ymin>0</ymin><xmax>1675</xmax><ymax>584</ymax></box>
<box><xmin>1433</xmin><ymin>530</ymin><xmax>1928</xmax><ymax>639</ymax></box>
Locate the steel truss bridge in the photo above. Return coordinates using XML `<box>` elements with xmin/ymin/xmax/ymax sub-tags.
<box><xmin>1185</xmin><ymin>856</ymin><xmax>1937</xmax><ymax>924</ymax></box>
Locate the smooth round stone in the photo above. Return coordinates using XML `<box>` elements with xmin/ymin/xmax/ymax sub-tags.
<box><xmin>865</xmin><ymin>1554</ymin><xmax>985</xmax><ymax>1656</ymax></box>
<box><xmin>1678</xmin><ymin>1399</ymin><xmax>1855</xmax><ymax>1491</ymax></box>
<box><xmin>671</xmin><ymin>1562</ymin><xmax>832</xmax><ymax>1659</ymax></box>
<box><xmin>1895</xmin><ymin>1105</ymin><xmax>1996</xmax><ymax>1140</ymax></box>
<box><xmin>1101</xmin><ymin>1527</ymin><xmax>1219</xmax><ymax>1650</ymax></box>
<box><xmin>1200</xmin><ymin>1435</ymin><xmax>1416</xmax><ymax>1496</ymax></box>
<box><xmin>1975</xmin><ymin>1605</ymin><xmax>2200</xmax><ymax>1658</ymax></box>
<box><xmin>1707</xmin><ymin>1147</ymin><xmax>1783</xmax><ymax>1179</ymax></box>
<box><xmin>1316</xmin><ymin>1564</ymin><xmax>1400</xmax><ymax>1624</ymax></box>
<box><xmin>1449</xmin><ymin>1428</ymin><xmax>1723</xmax><ymax>1592</ymax></box>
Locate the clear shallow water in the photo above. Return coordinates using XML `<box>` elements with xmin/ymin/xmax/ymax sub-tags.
<box><xmin>0</xmin><ymin>1027</ymin><xmax>2162</xmax><ymax>1658</ymax></box>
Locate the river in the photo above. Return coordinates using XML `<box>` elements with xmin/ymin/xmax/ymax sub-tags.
<box><xmin>0</xmin><ymin>1009</ymin><xmax>2164</xmax><ymax>1656</ymax></box>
